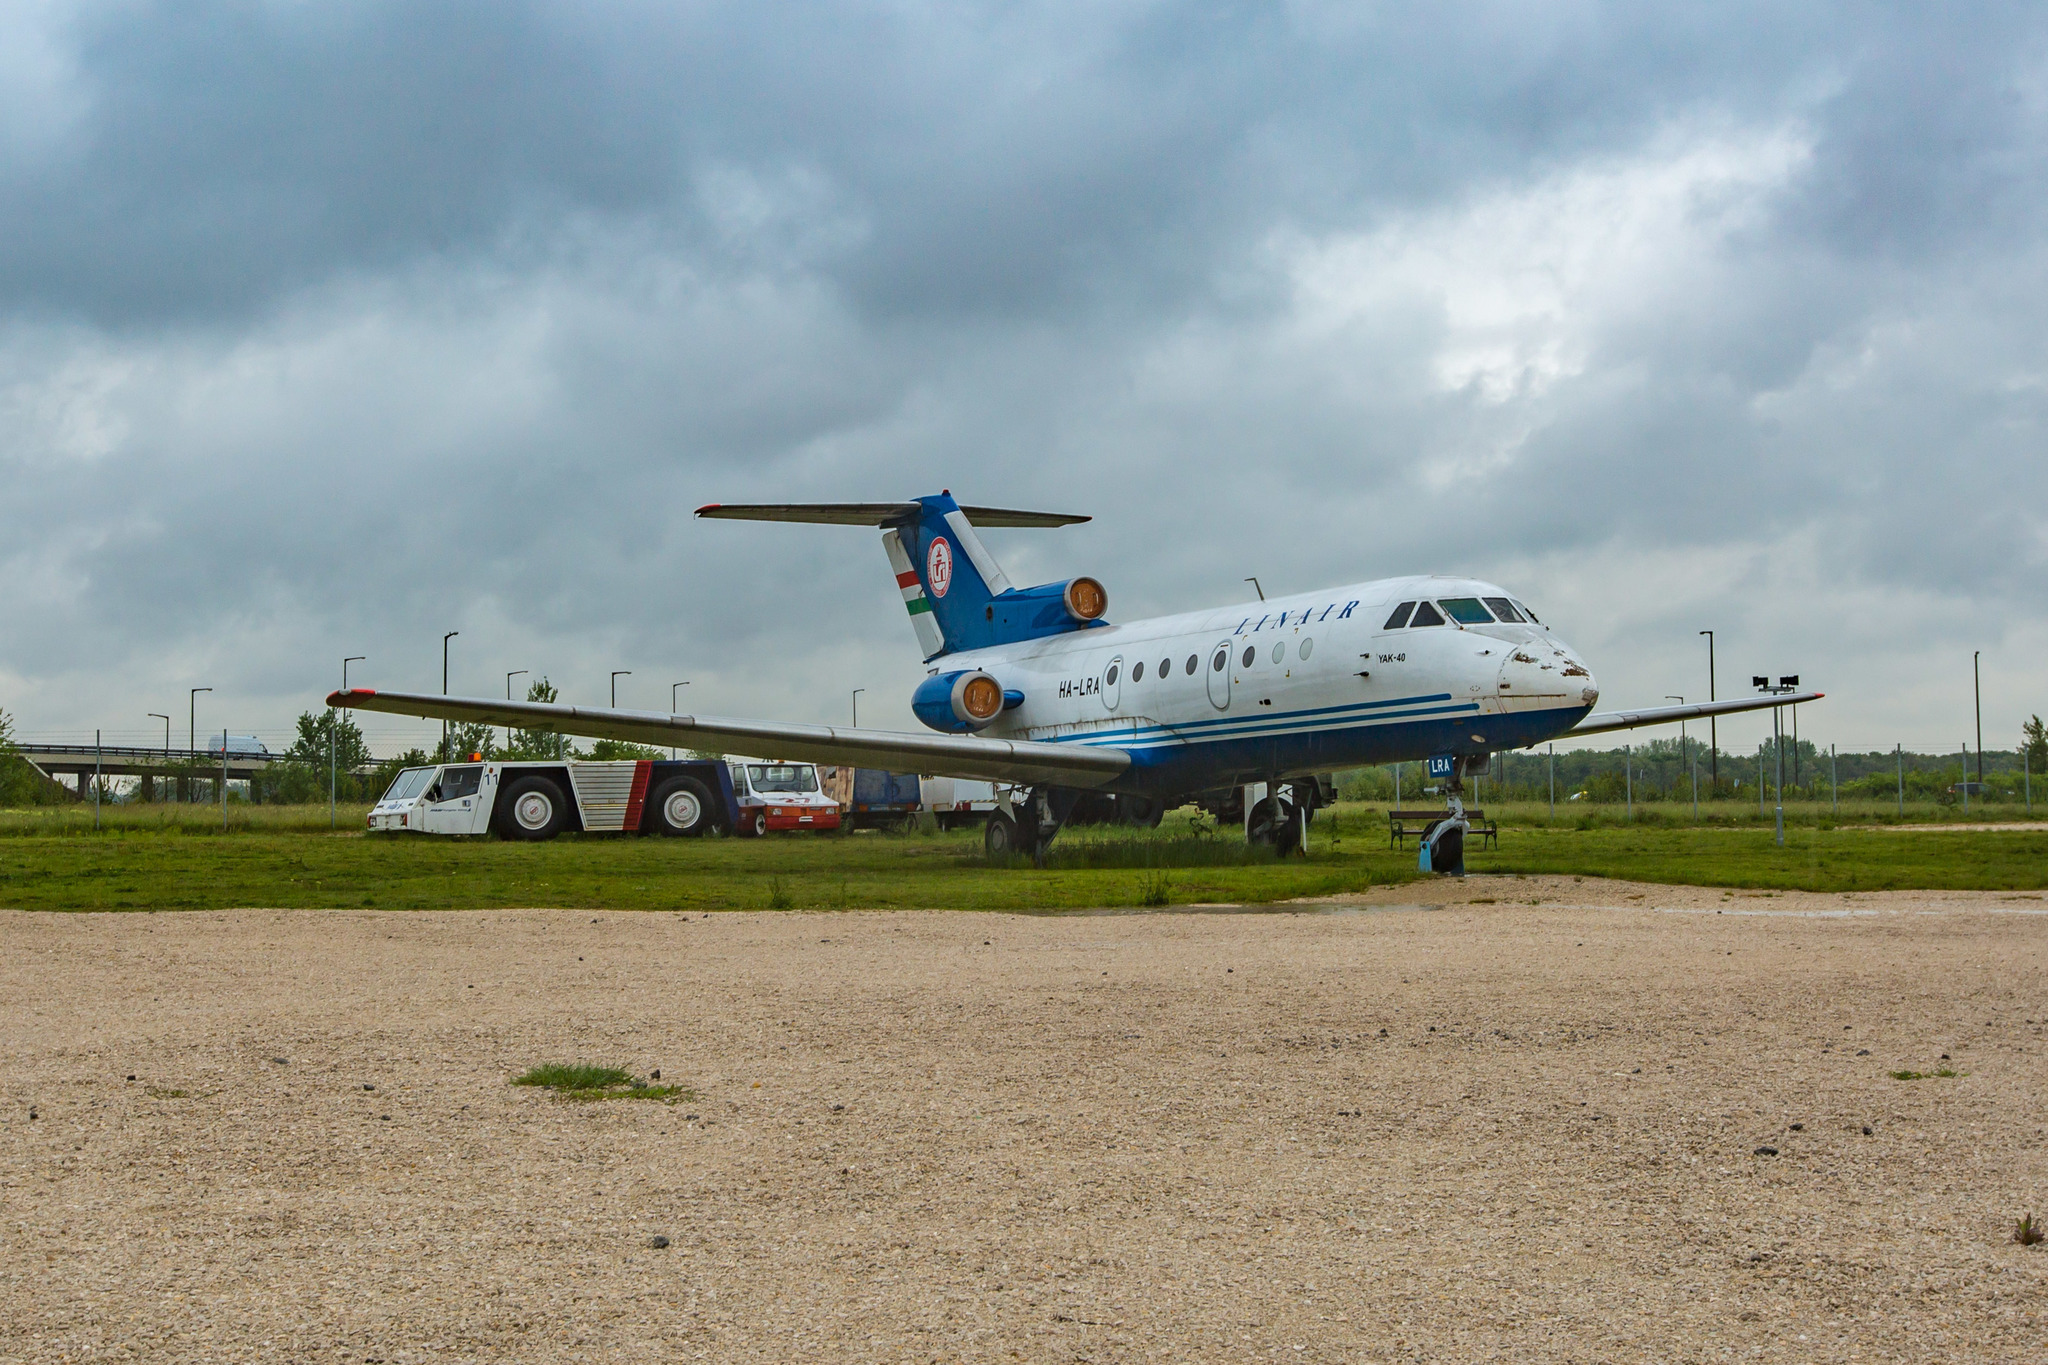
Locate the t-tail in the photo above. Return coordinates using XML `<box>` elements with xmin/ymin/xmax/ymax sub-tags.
<box><xmin>695</xmin><ymin>492</ymin><xmax>1107</xmax><ymax>660</ymax></box>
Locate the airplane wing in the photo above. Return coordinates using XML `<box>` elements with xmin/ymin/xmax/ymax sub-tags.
<box><xmin>1566</xmin><ymin>691</ymin><xmax>1824</xmax><ymax>739</ymax></box>
<box><xmin>327</xmin><ymin>689</ymin><xmax>1129</xmax><ymax>788</ymax></box>
<box><xmin>694</xmin><ymin>502</ymin><xmax>1090</xmax><ymax>528</ymax></box>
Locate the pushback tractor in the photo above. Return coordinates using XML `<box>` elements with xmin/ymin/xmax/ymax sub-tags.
<box><xmin>368</xmin><ymin>758</ymin><xmax>742</xmax><ymax>840</ymax></box>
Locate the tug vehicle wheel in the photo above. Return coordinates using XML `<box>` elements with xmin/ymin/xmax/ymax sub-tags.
<box><xmin>495</xmin><ymin>776</ymin><xmax>567</xmax><ymax>841</ymax></box>
<box><xmin>750</xmin><ymin>811</ymin><xmax>769</xmax><ymax>837</ymax></box>
<box><xmin>646</xmin><ymin>776</ymin><xmax>716</xmax><ymax>837</ymax></box>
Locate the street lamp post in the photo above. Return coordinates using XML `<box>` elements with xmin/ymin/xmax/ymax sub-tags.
<box><xmin>148</xmin><ymin>714</ymin><xmax>169</xmax><ymax>804</ymax></box>
<box><xmin>851</xmin><ymin>688</ymin><xmax>865</xmax><ymax>728</ymax></box>
<box><xmin>1973</xmin><ymin>650</ymin><xmax>1983</xmax><ymax>790</ymax></box>
<box><xmin>611</xmin><ymin>671</ymin><xmax>631</xmax><ymax>708</ymax></box>
<box><xmin>1667</xmin><ymin>696</ymin><xmax>1694</xmax><ymax>819</ymax></box>
<box><xmin>506</xmin><ymin>671</ymin><xmax>528</xmax><ymax>753</ymax></box>
<box><xmin>442</xmin><ymin>632</ymin><xmax>459</xmax><ymax>761</ymax></box>
<box><xmin>1699</xmin><ymin>631</ymin><xmax>1717</xmax><ymax>789</ymax></box>
<box><xmin>670</xmin><ymin>681</ymin><xmax>689</xmax><ymax>759</ymax></box>
<box><xmin>188</xmin><ymin>688</ymin><xmax>212</xmax><ymax>803</ymax></box>
<box><xmin>336</xmin><ymin>657</ymin><xmax>364</xmax><ymax>829</ymax></box>
<box><xmin>1757</xmin><ymin>675</ymin><xmax>1798</xmax><ymax>846</ymax></box>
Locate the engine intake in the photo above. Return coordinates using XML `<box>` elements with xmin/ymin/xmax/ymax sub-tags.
<box><xmin>912</xmin><ymin>669</ymin><xmax>1007</xmax><ymax>733</ymax></box>
<box><xmin>1063</xmin><ymin>576</ymin><xmax>1108</xmax><ymax>622</ymax></box>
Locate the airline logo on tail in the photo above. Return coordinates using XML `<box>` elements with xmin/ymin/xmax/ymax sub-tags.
<box><xmin>927</xmin><ymin>538</ymin><xmax>953</xmax><ymax>597</ymax></box>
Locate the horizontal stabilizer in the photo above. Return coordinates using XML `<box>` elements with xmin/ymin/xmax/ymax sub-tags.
<box><xmin>1568</xmin><ymin>691</ymin><xmax>1825</xmax><ymax>739</ymax></box>
<box><xmin>695</xmin><ymin>502</ymin><xmax>1089</xmax><ymax>528</ymax></box>
<box><xmin>328</xmin><ymin>689</ymin><xmax>1128</xmax><ymax>789</ymax></box>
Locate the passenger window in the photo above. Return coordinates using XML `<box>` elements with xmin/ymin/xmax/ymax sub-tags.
<box><xmin>1513</xmin><ymin>599</ymin><xmax>1540</xmax><ymax>624</ymax></box>
<box><xmin>1131</xmin><ymin>661</ymin><xmax>1144</xmax><ymax>682</ymax></box>
<box><xmin>1241</xmin><ymin>645</ymin><xmax>1256</xmax><ymax>668</ymax></box>
<box><xmin>1438</xmin><ymin>597</ymin><xmax>1495</xmax><ymax>625</ymax></box>
<box><xmin>1187</xmin><ymin>654</ymin><xmax>1199</xmax><ymax>675</ymax></box>
<box><xmin>1211</xmin><ymin>647</ymin><xmax>1228</xmax><ymax>673</ymax></box>
<box><xmin>1161</xmin><ymin>658</ymin><xmax>1173</xmax><ymax>679</ymax></box>
<box><xmin>1409</xmin><ymin>601</ymin><xmax>1446</xmax><ymax>627</ymax></box>
<box><xmin>1105</xmin><ymin>663</ymin><xmax>1119</xmax><ymax>686</ymax></box>
<box><xmin>1299</xmin><ymin>638</ymin><xmax>1313</xmax><ymax>660</ymax></box>
<box><xmin>1272</xmin><ymin>641</ymin><xmax>1285</xmax><ymax>664</ymax></box>
<box><xmin>1483</xmin><ymin>597</ymin><xmax>1523</xmax><ymax>623</ymax></box>
<box><xmin>1384</xmin><ymin>601</ymin><xmax>1415</xmax><ymax>629</ymax></box>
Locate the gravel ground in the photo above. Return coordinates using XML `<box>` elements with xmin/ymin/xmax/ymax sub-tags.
<box><xmin>5</xmin><ymin>876</ymin><xmax>2046</xmax><ymax>1363</ymax></box>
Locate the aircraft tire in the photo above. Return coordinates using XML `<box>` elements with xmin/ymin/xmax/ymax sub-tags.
<box><xmin>646</xmin><ymin>776</ymin><xmax>716</xmax><ymax>837</ymax></box>
<box><xmin>495</xmin><ymin>775</ymin><xmax>567</xmax><ymax>842</ymax></box>
<box><xmin>1119</xmin><ymin>795</ymin><xmax>1165</xmax><ymax>828</ymax></box>
<box><xmin>984</xmin><ymin>812</ymin><xmax>1023</xmax><ymax>859</ymax></box>
<box><xmin>1247</xmin><ymin>796</ymin><xmax>1301</xmax><ymax>854</ymax></box>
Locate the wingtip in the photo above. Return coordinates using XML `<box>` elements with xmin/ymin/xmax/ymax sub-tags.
<box><xmin>693</xmin><ymin>503</ymin><xmax>721</xmax><ymax>517</ymax></box>
<box><xmin>327</xmin><ymin>688</ymin><xmax>375</xmax><ymax>705</ymax></box>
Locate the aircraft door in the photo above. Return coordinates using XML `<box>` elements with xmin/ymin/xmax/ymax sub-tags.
<box><xmin>1101</xmin><ymin>656</ymin><xmax>1123</xmax><ymax>711</ymax></box>
<box><xmin>1206</xmin><ymin>640</ymin><xmax>1232</xmax><ymax>710</ymax></box>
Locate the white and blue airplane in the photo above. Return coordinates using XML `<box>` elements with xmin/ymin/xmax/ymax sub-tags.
<box><xmin>329</xmin><ymin>492</ymin><xmax>1820</xmax><ymax>856</ymax></box>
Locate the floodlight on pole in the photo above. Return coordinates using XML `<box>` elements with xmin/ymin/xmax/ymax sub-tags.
<box><xmin>1974</xmin><ymin>650</ymin><xmax>1983</xmax><ymax>789</ymax></box>
<box><xmin>1756</xmin><ymin>675</ymin><xmax>1799</xmax><ymax>846</ymax></box>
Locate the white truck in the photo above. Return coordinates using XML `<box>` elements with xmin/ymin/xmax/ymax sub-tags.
<box><xmin>723</xmin><ymin>758</ymin><xmax>842</xmax><ymax>835</ymax></box>
<box><xmin>367</xmin><ymin>758</ymin><xmax>740</xmax><ymax>841</ymax></box>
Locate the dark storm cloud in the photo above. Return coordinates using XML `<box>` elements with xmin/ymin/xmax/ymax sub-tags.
<box><xmin>1</xmin><ymin>1</ymin><xmax>2045</xmax><ymax>748</ymax></box>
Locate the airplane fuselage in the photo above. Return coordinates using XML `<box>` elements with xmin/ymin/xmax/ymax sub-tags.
<box><xmin>936</xmin><ymin>574</ymin><xmax>1599</xmax><ymax>797</ymax></box>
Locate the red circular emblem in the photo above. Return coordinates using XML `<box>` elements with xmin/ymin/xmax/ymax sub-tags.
<box><xmin>926</xmin><ymin>537</ymin><xmax>954</xmax><ymax>598</ymax></box>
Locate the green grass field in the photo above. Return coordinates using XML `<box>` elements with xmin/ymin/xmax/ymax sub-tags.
<box><xmin>1</xmin><ymin>800</ymin><xmax>2042</xmax><ymax>912</ymax></box>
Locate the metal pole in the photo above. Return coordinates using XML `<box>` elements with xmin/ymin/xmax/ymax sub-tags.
<box><xmin>149</xmin><ymin>715</ymin><xmax>169</xmax><ymax>804</ymax></box>
<box><xmin>188</xmin><ymin>688</ymin><xmax>211</xmax><ymax>803</ymax></box>
<box><xmin>670</xmin><ymin>681</ymin><xmax>688</xmax><ymax>759</ymax></box>
<box><xmin>1974</xmin><ymin>651</ymin><xmax>1983</xmax><ymax>789</ymax></box>
<box><xmin>1625</xmin><ymin>744</ymin><xmax>1633</xmax><ymax>820</ymax></box>
<box><xmin>1700</xmin><ymin>631</ymin><xmax>1717</xmax><ymax>789</ymax></box>
<box><xmin>611</xmin><ymin>671</ymin><xmax>630</xmax><ymax>708</ymax></box>
<box><xmin>1830</xmin><ymin>744</ymin><xmax>1838</xmax><ymax>816</ymax></box>
<box><xmin>852</xmin><ymin>688</ymin><xmax>864</xmax><ymax>728</ymax></box>
<box><xmin>1792</xmin><ymin>705</ymin><xmax>1800</xmax><ymax>793</ymax></box>
<box><xmin>505</xmin><ymin>670</ymin><xmax>528</xmax><ymax>754</ymax></box>
<box><xmin>1547</xmin><ymin>745</ymin><xmax>1554</xmax><ymax>820</ymax></box>
<box><xmin>2026</xmin><ymin>747</ymin><xmax>2032</xmax><ymax>812</ymax></box>
<box><xmin>1758</xmin><ymin>746</ymin><xmax>1766</xmax><ymax>818</ymax></box>
<box><xmin>1395</xmin><ymin>762</ymin><xmax>1401</xmax><ymax>808</ymax></box>
<box><xmin>442</xmin><ymin>632</ymin><xmax>459</xmax><ymax>761</ymax></box>
<box><xmin>94</xmin><ymin>730</ymin><xmax>101</xmax><ymax>830</ymax></box>
<box><xmin>1772</xmin><ymin>705</ymin><xmax>1784</xmax><ymax>846</ymax></box>
<box><xmin>221</xmin><ymin>729</ymin><xmax>229</xmax><ymax>830</ymax></box>
<box><xmin>1896</xmin><ymin>743</ymin><xmax>1903</xmax><ymax>816</ymax></box>
<box><xmin>1962</xmin><ymin>740</ymin><xmax>1969</xmax><ymax>814</ymax></box>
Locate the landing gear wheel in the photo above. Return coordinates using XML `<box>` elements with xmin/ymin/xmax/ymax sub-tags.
<box><xmin>1119</xmin><ymin>795</ymin><xmax>1165</xmax><ymax>829</ymax></box>
<box><xmin>646</xmin><ymin>776</ymin><xmax>715</xmax><ymax>836</ymax></box>
<box><xmin>985</xmin><ymin>812</ymin><xmax>1024</xmax><ymax>859</ymax></box>
<box><xmin>1246</xmin><ymin>797</ymin><xmax>1302</xmax><ymax>856</ymax></box>
<box><xmin>495</xmin><ymin>775</ymin><xmax>567</xmax><ymax>842</ymax></box>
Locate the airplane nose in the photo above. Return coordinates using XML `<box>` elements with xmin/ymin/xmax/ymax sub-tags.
<box><xmin>1493</xmin><ymin>637</ymin><xmax>1597</xmax><ymax>711</ymax></box>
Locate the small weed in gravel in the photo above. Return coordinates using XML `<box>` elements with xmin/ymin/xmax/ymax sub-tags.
<box><xmin>1889</xmin><ymin>1067</ymin><xmax>1966</xmax><ymax>1080</ymax></box>
<box><xmin>2016</xmin><ymin>1214</ymin><xmax>2043</xmax><ymax>1247</ymax></box>
<box><xmin>512</xmin><ymin>1063</ymin><xmax>688</xmax><ymax>1102</ymax></box>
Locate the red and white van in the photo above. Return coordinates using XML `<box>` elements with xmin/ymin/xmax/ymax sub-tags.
<box><xmin>725</xmin><ymin>758</ymin><xmax>842</xmax><ymax>835</ymax></box>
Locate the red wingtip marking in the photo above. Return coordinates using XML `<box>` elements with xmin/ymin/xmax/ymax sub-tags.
<box><xmin>327</xmin><ymin>688</ymin><xmax>375</xmax><ymax>703</ymax></box>
<box><xmin>694</xmin><ymin>503</ymin><xmax>721</xmax><ymax>515</ymax></box>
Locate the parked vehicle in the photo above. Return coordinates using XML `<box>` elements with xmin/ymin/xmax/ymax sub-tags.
<box><xmin>917</xmin><ymin>775</ymin><xmax>1003</xmax><ymax>830</ymax></box>
<box><xmin>207</xmin><ymin>735</ymin><xmax>270</xmax><ymax>756</ymax></box>
<box><xmin>725</xmin><ymin>758</ymin><xmax>842</xmax><ymax>835</ymax></box>
<box><xmin>367</xmin><ymin>758</ymin><xmax>739</xmax><ymax>841</ymax></box>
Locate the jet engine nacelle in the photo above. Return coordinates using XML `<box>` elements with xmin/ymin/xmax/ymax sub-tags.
<box><xmin>912</xmin><ymin>669</ymin><xmax>1007</xmax><ymax>733</ymax></box>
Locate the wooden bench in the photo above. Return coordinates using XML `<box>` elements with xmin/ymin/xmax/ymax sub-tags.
<box><xmin>1388</xmin><ymin>809</ymin><xmax>1499</xmax><ymax>850</ymax></box>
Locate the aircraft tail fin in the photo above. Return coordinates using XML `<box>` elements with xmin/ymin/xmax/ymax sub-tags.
<box><xmin>696</xmin><ymin>493</ymin><xmax>1098</xmax><ymax>660</ymax></box>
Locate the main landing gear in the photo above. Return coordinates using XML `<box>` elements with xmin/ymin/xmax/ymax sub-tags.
<box><xmin>984</xmin><ymin>787</ymin><xmax>1084</xmax><ymax>865</ymax></box>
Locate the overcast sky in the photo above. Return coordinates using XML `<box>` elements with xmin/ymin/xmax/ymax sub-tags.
<box><xmin>2</xmin><ymin>1</ymin><xmax>2043</xmax><ymax>759</ymax></box>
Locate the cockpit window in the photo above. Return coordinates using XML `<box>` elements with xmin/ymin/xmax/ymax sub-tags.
<box><xmin>435</xmin><ymin>765</ymin><xmax>484</xmax><ymax>801</ymax></box>
<box><xmin>1409</xmin><ymin>600</ymin><xmax>1446</xmax><ymax>627</ymax></box>
<box><xmin>1438</xmin><ymin>598</ymin><xmax>1495</xmax><ymax>625</ymax></box>
<box><xmin>381</xmin><ymin>767</ymin><xmax>435</xmax><ymax>802</ymax></box>
<box><xmin>1383</xmin><ymin>601</ymin><xmax>1415</xmax><ymax>630</ymax></box>
<box><xmin>1483</xmin><ymin>597</ymin><xmax>1524</xmax><ymax>623</ymax></box>
<box><xmin>1513</xmin><ymin>599</ymin><xmax>1540</xmax><ymax>624</ymax></box>
<box><xmin>747</xmin><ymin>764</ymin><xmax>819</xmax><ymax>793</ymax></box>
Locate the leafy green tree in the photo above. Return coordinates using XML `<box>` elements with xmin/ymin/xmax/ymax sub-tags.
<box><xmin>505</xmin><ymin>677</ymin><xmax>577</xmax><ymax>760</ymax></box>
<box><xmin>370</xmin><ymin>748</ymin><xmax>434</xmax><ymax>797</ymax></box>
<box><xmin>285</xmin><ymin>710</ymin><xmax>373</xmax><ymax>773</ymax></box>
<box><xmin>2026</xmin><ymin>715</ymin><xmax>2047</xmax><ymax>775</ymax></box>
<box><xmin>588</xmin><ymin>738</ymin><xmax>663</xmax><ymax>760</ymax></box>
<box><xmin>446</xmin><ymin>722</ymin><xmax>499</xmax><ymax>762</ymax></box>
